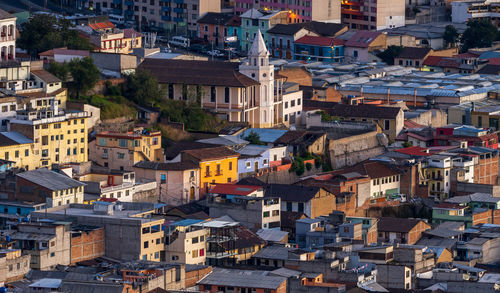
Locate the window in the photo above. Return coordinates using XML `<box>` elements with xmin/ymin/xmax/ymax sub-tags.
<box><xmin>119</xmin><ymin>139</ymin><xmax>127</xmax><ymax>147</ymax></box>
<box><xmin>192</xmin><ymin>237</ymin><xmax>199</xmax><ymax>244</ymax></box>
<box><xmin>224</xmin><ymin>87</ymin><xmax>230</xmax><ymax>103</ymax></box>
<box><xmin>168</xmin><ymin>84</ymin><xmax>174</xmax><ymax>99</ymax></box>
<box><xmin>199</xmin><ymin>248</ymin><xmax>204</xmax><ymax>256</ymax></box>
<box><xmin>246</xmin><ymin>161</ymin><xmax>251</xmax><ymax>168</ymax></box>
<box><xmin>298</xmin><ymin>202</ymin><xmax>304</xmax><ymax>212</ymax></box>
<box><xmin>192</xmin><ymin>250</ymin><xmax>198</xmax><ymax>258</ymax></box>
<box><xmin>286</xmin><ymin>201</ymin><xmax>292</xmax><ymax>211</ymax></box>
<box><xmin>263</xmin><ymin>211</ymin><xmax>270</xmax><ymax>217</ymax></box>
<box><xmin>384</xmin><ymin>120</ymin><xmax>390</xmax><ymax>130</ymax></box>
<box><xmin>210</xmin><ymin>86</ymin><xmax>216</xmax><ymax>102</ymax></box>
<box><xmin>144</xmin><ymin>241</ymin><xmax>149</xmax><ymax>248</ymax></box>
<box><xmin>229</xmin><ymin>161</ymin><xmax>232</xmax><ymax>170</ymax></box>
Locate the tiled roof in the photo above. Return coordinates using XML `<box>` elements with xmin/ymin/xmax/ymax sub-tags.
<box><xmin>138</xmin><ymin>59</ymin><xmax>259</xmax><ymax>87</ymax></box>
<box><xmin>344</xmin><ymin>31</ymin><xmax>382</xmax><ymax>48</ymax></box>
<box><xmin>0</xmin><ymin>9</ymin><xmax>15</xmax><ymax>20</ymax></box>
<box><xmin>329</xmin><ymin>160</ymin><xmax>401</xmax><ymax>179</ymax></box>
<box><xmin>198</xmin><ymin>268</ymin><xmax>285</xmax><ymax>289</ymax></box>
<box><xmin>265</xmin><ymin>184</ymin><xmax>320</xmax><ymax>202</ymax></box>
<box><xmin>31</xmin><ymin>70</ymin><xmax>61</xmax><ymax>84</ymax></box>
<box><xmin>227</xmin><ymin>15</ymin><xmax>242</xmax><ymax>26</ymax></box>
<box><xmin>404</xmin><ymin>120</ymin><xmax>425</xmax><ymax>129</ymax></box>
<box><xmin>182</xmin><ymin>146</ymin><xmax>239</xmax><ymax>161</ymax></box>
<box><xmin>295</xmin><ymin>35</ymin><xmax>343</xmax><ymax>47</ymax></box>
<box><xmin>196</xmin><ymin>12</ymin><xmax>234</xmax><ymax>25</ymax></box>
<box><xmin>304</xmin><ymin>101</ymin><xmax>402</xmax><ymax>119</ymax></box>
<box><xmin>437</xmin><ymin>58</ymin><xmax>460</xmax><ymax>68</ymax></box>
<box><xmin>164</xmin><ymin>142</ymin><xmax>216</xmax><ymax>160</ymax></box>
<box><xmin>477</xmin><ymin>64</ymin><xmax>500</xmax><ymax>75</ymax></box>
<box><xmin>210</xmin><ymin>183</ymin><xmax>261</xmax><ymax>195</ymax></box>
<box><xmin>267</xmin><ymin>23</ymin><xmax>307</xmax><ymax>35</ymax></box>
<box><xmin>267</xmin><ymin>22</ymin><xmax>346</xmax><ymax>37</ymax></box>
<box><xmin>88</xmin><ymin>21</ymin><xmax>114</xmax><ymax>30</ymax></box>
<box><xmin>423</xmin><ymin>56</ymin><xmax>443</xmax><ymax>66</ymax></box>
<box><xmin>434</xmin><ymin>203</ymin><xmax>464</xmax><ymax>209</ymax></box>
<box><xmin>0</xmin><ymin>132</ymin><xmax>32</xmax><ymax>147</ymax></box>
<box><xmin>397</xmin><ymin>47</ymin><xmax>432</xmax><ymax>59</ymax></box>
<box><xmin>133</xmin><ymin>161</ymin><xmax>199</xmax><ymax>171</ymax></box>
<box><xmin>122</xmin><ymin>28</ymin><xmax>142</xmax><ymax>38</ymax></box>
<box><xmin>395</xmin><ymin>146</ymin><xmax>431</xmax><ymax>156</ymax></box>
<box><xmin>280</xmin><ymin>211</ymin><xmax>306</xmax><ymax>228</ymax></box>
<box><xmin>377</xmin><ymin>217</ymin><xmax>427</xmax><ymax>233</ymax></box>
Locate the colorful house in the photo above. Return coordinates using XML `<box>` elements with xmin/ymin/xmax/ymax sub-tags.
<box><xmin>239</xmin><ymin>9</ymin><xmax>288</xmax><ymax>52</ymax></box>
<box><xmin>181</xmin><ymin>146</ymin><xmax>240</xmax><ymax>195</ymax></box>
<box><xmin>294</xmin><ymin>35</ymin><xmax>344</xmax><ymax>62</ymax></box>
<box><xmin>197</xmin><ymin>12</ymin><xmax>241</xmax><ymax>48</ymax></box>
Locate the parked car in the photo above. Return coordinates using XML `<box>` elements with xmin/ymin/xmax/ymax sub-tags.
<box><xmin>189</xmin><ymin>44</ymin><xmax>206</xmax><ymax>53</ymax></box>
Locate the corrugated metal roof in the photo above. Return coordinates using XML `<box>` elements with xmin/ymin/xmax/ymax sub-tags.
<box><xmin>16</xmin><ymin>169</ymin><xmax>85</xmax><ymax>191</ymax></box>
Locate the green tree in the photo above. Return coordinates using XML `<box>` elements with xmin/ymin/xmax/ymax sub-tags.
<box><xmin>461</xmin><ymin>19</ymin><xmax>499</xmax><ymax>52</ymax></box>
<box><xmin>17</xmin><ymin>14</ymin><xmax>93</xmax><ymax>57</ymax></box>
<box><xmin>244</xmin><ymin>131</ymin><xmax>262</xmax><ymax>145</ymax></box>
<box><xmin>68</xmin><ymin>57</ymin><xmax>100</xmax><ymax>99</ymax></box>
<box><xmin>376</xmin><ymin>45</ymin><xmax>403</xmax><ymax>65</ymax></box>
<box><xmin>124</xmin><ymin>70</ymin><xmax>164</xmax><ymax>106</ymax></box>
<box><xmin>47</xmin><ymin>61</ymin><xmax>70</xmax><ymax>83</ymax></box>
<box><xmin>443</xmin><ymin>25</ymin><xmax>459</xmax><ymax>48</ymax></box>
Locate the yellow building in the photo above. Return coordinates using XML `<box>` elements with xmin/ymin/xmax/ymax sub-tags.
<box><xmin>91</xmin><ymin>130</ymin><xmax>164</xmax><ymax>171</ymax></box>
<box><xmin>10</xmin><ymin>111</ymin><xmax>89</xmax><ymax>168</ymax></box>
<box><xmin>0</xmin><ymin>131</ymin><xmax>38</xmax><ymax>170</ymax></box>
<box><xmin>181</xmin><ymin>146</ymin><xmax>239</xmax><ymax>195</ymax></box>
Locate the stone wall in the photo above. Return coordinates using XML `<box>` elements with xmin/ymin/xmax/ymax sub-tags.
<box><xmin>328</xmin><ymin>131</ymin><xmax>387</xmax><ymax>169</ymax></box>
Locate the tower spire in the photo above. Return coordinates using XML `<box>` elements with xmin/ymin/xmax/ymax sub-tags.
<box><xmin>248</xmin><ymin>29</ymin><xmax>269</xmax><ymax>57</ymax></box>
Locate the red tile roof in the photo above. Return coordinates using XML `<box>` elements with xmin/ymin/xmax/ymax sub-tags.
<box><xmin>295</xmin><ymin>35</ymin><xmax>344</xmax><ymax>47</ymax></box>
<box><xmin>404</xmin><ymin>120</ymin><xmax>425</xmax><ymax>129</ymax></box>
<box><xmin>453</xmin><ymin>52</ymin><xmax>479</xmax><ymax>58</ymax></box>
<box><xmin>211</xmin><ymin>183</ymin><xmax>262</xmax><ymax>195</ymax></box>
<box><xmin>437</xmin><ymin>58</ymin><xmax>460</xmax><ymax>68</ymax></box>
<box><xmin>395</xmin><ymin>146</ymin><xmax>431</xmax><ymax>156</ymax></box>
<box><xmin>123</xmin><ymin>28</ymin><xmax>142</xmax><ymax>38</ymax></box>
<box><xmin>89</xmin><ymin>21</ymin><xmax>115</xmax><ymax>30</ymax></box>
<box><xmin>488</xmin><ymin>58</ymin><xmax>500</xmax><ymax>65</ymax></box>
<box><xmin>423</xmin><ymin>56</ymin><xmax>443</xmax><ymax>66</ymax></box>
<box><xmin>344</xmin><ymin>31</ymin><xmax>382</xmax><ymax>48</ymax></box>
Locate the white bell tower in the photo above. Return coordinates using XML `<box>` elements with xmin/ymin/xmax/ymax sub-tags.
<box><xmin>239</xmin><ymin>30</ymin><xmax>275</xmax><ymax>128</ymax></box>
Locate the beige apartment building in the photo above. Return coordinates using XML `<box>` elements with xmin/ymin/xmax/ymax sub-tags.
<box><xmin>31</xmin><ymin>202</ymin><xmax>165</xmax><ymax>262</ymax></box>
<box><xmin>0</xmin><ymin>249</ymin><xmax>31</xmax><ymax>283</ymax></box>
<box><xmin>10</xmin><ymin>222</ymin><xmax>71</xmax><ymax>270</ymax></box>
<box><xmin>93</xmin><ymin>0</ymin><xmax>220</xmax><ymax>36</ymax></box>
<box><xmin>90</xmin><ymin>130</ymin><xmax>164</xmax><ymax>171</ymax></box>
<box><xmin>341</xmin><ymin>0</ymin><xmax>405</xmax><ymax>30</ymax></box>
<box><xmin>165</xmin><ymin>219</ymin><xmax>208</xmax><ymax>265</ymax></box>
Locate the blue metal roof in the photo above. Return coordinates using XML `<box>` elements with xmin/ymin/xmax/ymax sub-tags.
<box><xmin>239</xmin><ymin>128</ymin><xmax>287</xmax><ymax>143</ymax></box>
<box><xmin>171</xmin><ymin>219</ymin><xmax>205</xmax><ymax>227</ymax></box>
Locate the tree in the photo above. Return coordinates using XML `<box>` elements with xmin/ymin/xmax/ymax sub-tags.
<box><xmin>376</xmin><ymin>45</ymin><xmax>403</xmax><ymax>65</ymax></box>
<box><xmin>443</xmin><ymin>25</ymin><xmax>459</xmax><ymax>48</ymax></box>
<box><xmin>244</xmin><ymin>131</ymin><xmax>262</xmax><ymax>145</ymax></box>
<box><xmin>17</xmin><ymin>14</ymin><xmax>93</xmax><ymax>57</ymax></box>
<box><xmin>124</xmin><ymin>70</ymin><xmax>164</xmax><ymax>106</ymax></box>
<box><xmin>47</xmin><ymin>61</ymin><xmax>70</xmax><ymax>83</ymax></box>
<box><xmin>68</xmin><ymin>57</ymin><xmax>100</xmax><ymax>99</ymax></box>
<box><xmin>461</xmin><ymin>19</ymin><xmax>499</xmax><ymax>52</ymax></box>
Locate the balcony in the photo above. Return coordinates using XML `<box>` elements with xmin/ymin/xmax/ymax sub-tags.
<box><xmin>125</xmin><ymin>0</ymin><xmax>134</xmax><ymax>5</ymax></box>
<box><xmin>173</xmin><ymin>17</ymin><xmax>184</xmax><ymax>22</ymax></box>
<box><xmin>173</xmin><ymin>0</ymin><xmax>184</xmax><ymax>3</ymax></box>
<box><xmin>173</xmin><ymin>7</ymin><xmax>184</xmax><ymax>13</ymax></box>
<box><xmin>113</xmin><ymin>0</ymin><xmax>122</xmax><ymax>4</ymax></box>
<box><xmin>112</xmin><ymin>8</ymin><xmax>123</xmax><ymax>14</ymax></box>
<box><xmin>102</xmin><ymin>153</ymin><xmax>108</xmax><ymax>159</ymax></box>
<box><xmin>161</xmin><ymin>6</ymin><xmax>171</xmax><ymax>11</ymax></box>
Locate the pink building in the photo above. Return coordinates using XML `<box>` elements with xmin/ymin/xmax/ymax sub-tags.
<box><xmin>234</xmin><ymin>0</ymin><xmax>340</xmax><ymax>23</ymax></box>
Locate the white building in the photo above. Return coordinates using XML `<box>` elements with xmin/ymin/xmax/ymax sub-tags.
<box><xmin>451</xmin><ymin>0</ymin><xmax>500</xmax><ymax>25</ymax></box>
<box><xmin>282</xmin><ymin>82</ymin><xmax>303</xmax><ymax>126</ymax></box>
<box><xmin>0</xmin><ymin>9</ymin><xmax>15</xmax><ymax>61</ymax></box>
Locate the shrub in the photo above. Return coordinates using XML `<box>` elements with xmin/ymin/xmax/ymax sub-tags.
<box><xmin>306</xmin><ymin>162</ymin><xmax>313</xmax><ymax>171</ymax></box>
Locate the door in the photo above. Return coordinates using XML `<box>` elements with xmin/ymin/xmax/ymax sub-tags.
<box><xmin>190</xmin><ymin>187</ymin><xmax>195</xmax><ymax>201</ymax></box>
<box><xmin>254</xmin><ymin>161</ymin><xmax>259</xmax><ymax>172</ymax></box>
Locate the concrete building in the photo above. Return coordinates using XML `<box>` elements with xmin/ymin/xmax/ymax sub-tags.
<box><xmin>377</xmin><ymin>264</ymin><xmax>412</xmax><ymax>290</ymax></box>
<box><xmin>452</xmin><ymin>0</ymin><xmax>500</xmax><ymax>27</ymax></box>
<box><xmin>197</xmin><ymin>268</ymin><xmax>287</xmax><ymax>293</ymax></box>
<box><xmin>0</xmin><ymin>249</ymin><xmax>30</xmax><ymax>283</ymax></box>
<box><xmin>0</xmin><ymin>9</ymin><xmax>16</xmax><ymax>61</ymax></box>
<box><xmin>239</xmin><ymin>9</ymin><xmax>288</xmax><ymax>52</ymax></box>
<box><xmin>91</xmin><ymin>130</ymin><xmax>164</xmax><ymax>171</ymax></box>
<box><xmin>9</xmin><ymin>222</ymin><xmax>71</xmax><ymax>270</ymax></box>
<box><xmin>341</xmin><ymin>0</ymin><xmax>405</xmax><ymax>30</ymax></box>
<box><xmin>69</xmin><ymin>225</ymin><xmax>105</xmax><ymax>264</ymax></box>
<box><xmin>377</xmin><ymin>217</ymin><xmax>431</xmax><ymax>244</ymax></box>
<box><xmin>206</xmin><ymin>184</ymin><xmax>281</xmax><ymax>230</ymax></box>
<box><xmin>92</xmin><ymin>0</ymin><xmax>221</xmax><ymax>36</ymax></box>
<box><xmin>133</xmin><ymin>161</ymin><xmax>200</xmax><ymax>205</ymax></box>
<box><xmin>165</xmin><ymin>219</ymin><xmax>209</xmax><ymax>265</ymax></box>
<box><xmin>31</xmin><ymin>202</ymin><xmax>166</xmax><ymax>262</ymax></box>
<box><xmin>234</xmin><ymin>0</ymin><xmax>341</xmax><ymax>24</ymax></box>
<box><xmin>15</xmin><ymin>168</ymin><xmax>85</xmax><ymax>208</ymax></box>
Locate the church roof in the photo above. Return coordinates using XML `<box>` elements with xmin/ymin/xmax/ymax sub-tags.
<box><xmin>248</xmin><ymin>30</ymin><xmax>269</xmax><ymax>57</ymax></box>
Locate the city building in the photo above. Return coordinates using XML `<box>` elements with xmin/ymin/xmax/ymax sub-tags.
<box><xmin>165</xmin><ymin>219</ymin><xmax>208</xmax><ymax>265</ymax></box>
<box><xmin>294</xmin><ymin>35</ymin><xmax>344</xmax><ymax>62</ymax></box>
<box><xmin>395</xmin><ymin>47</ymin><xmax>433</xmax><ymax>68</ymax></box>
<box><xmin>239</xmin><ymin>9</ymin><xmax>288</xmax><ymax>52</ymax></box>
<box><xmin>15</xmin><ymin>168</ymin><xmax>85</xmax><ymax>208</ymax></box>
<box><xmin>377</xmin><ymin>217</ymin><xmax>431</xmax><ymax>244</ymax></box>
<box><xmin>452</xmin><ymin>0</ymin><xmax>500</xmax><ymax>27</ymax></box>
<box><xmin>341</xmin><ymin>0</ymin><xmax>405</xmax><ymax>30</ymax></box>
<box><xmin>423</xmin><ymin>154</ymin><xmax>452</xmax><ymax>201</ymax></box>
<box><xmin>31</xmin><ymin>202</ymin><xmax>166</xmax><ymax>262</ymax></box>
<box><xmin>0</xmin><ymin>9</ymin><xmax>16</xmax><ymax>61</ymax></box>
<box><xmin>133</xmin><ymin>161</ymin><xmax>200</xmax><ymax>205</ymax></box>
<box><xmin>343</xmin><ymin>31</ymin><xmax>387</xmax><ymax>62</ymax></box>
<box><xmin>91</xmin><ymin>130</ymin><xmax>163</xmax><ymax>171</ymax></box>
<box><xmin>0</xmin><ymin>249</ymin><xmax>30</xmax><ymax>283</ymax></box>
<box><xmin>197</xmin><ymin>12</ymin><xmax>240</xmax><ymax>48</ymax></box>
<box><xmin>0</xmin><ymin>132</ymin><xmax>37</xmax><ymax>171</ymax></box>
<box><xmin>92</xmin><ymin>0</ymin><xmax>221</xmax><ymax>36</ymax></box>
<box><xmin>234</xmin><ymin>0</ymin><xmax>341</xmax><ymax>24</ymax></box>
<box><xmin>69</xmin><ymin>225</ymin><xmax>105</xmax><ymax>264</ymax></box>
<box><xmin>197</xmin><ymin>268</ymin><xmax>287</xmax><ymax>293</ymax></box>
<box><xmin>181</xmin><ymin>146</ymin><xmax>239</xmax><ymax>194</ymax></box>
<box><xmin>206</xmin><ymin>184</ymin><xmax>281</xmax><ymax>230</ymax></box>
<box><xmin>76</xmin><ymin>21</ymin><xmax>142</xmax><ymax>54</ymax></box>
<box><xmin>9</xmin><ymin>222</ymin><xmax>71</xmax><ymax>270</ymax></box>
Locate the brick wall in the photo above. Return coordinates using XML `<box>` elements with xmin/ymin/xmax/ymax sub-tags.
<box><xmin>185</xmin><ymin>266</ymin><xmax>212</xmax><ymax>288</ymax></box>
<box><xmin>408</xmin><ymin>221</ymin><xmax>431</xmax><ymax>245</ymax></box>
<box><xmin>70</xmin><ymin>227</ymin><xmax>105</xmax><ymax>264</ymax></box>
